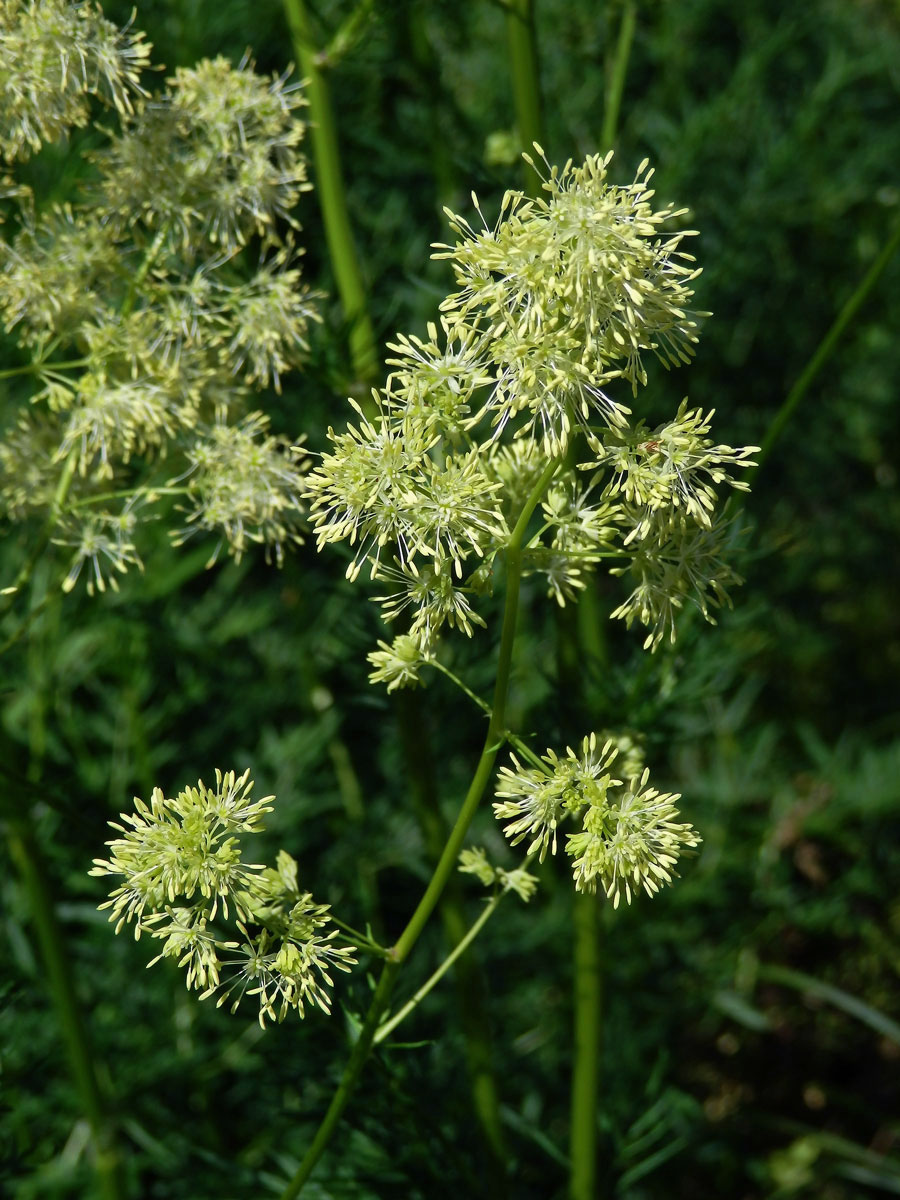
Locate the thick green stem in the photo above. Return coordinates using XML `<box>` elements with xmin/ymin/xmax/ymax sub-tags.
<box><xmin>278</xmin><ymin>455</ymin><xmax>562</xmax><ymax>1197</ymax></box>
<box><xmin>504</xmin><ymin>0</ymin><xmax>544</xmax><ymax>196</ymax></box>
<box><xmin>282</xmin><ymin>0</ymin><xmax>378</xmax><ymax>388</ymax></box>
<box><xmin>393</xmin><ymin>456</ymin><xmax>560</xmax><ymax>964</ymax></box>
<box><xmin>557</xmin><ymin>595</ymin><xmax>605</xmax><ymax>1200</ymax></box>
<box><xmin>277</xmin><ymin>958</ymin><xmax>400</xmax><ymax>1200</ymax></box>
<box><xmin>755</xmin><ymin>217</ymin><xmax>900</xmax><ymax>472</ymax></box>
<box><xmin>558</xmin><ymin>427</ymin><xmax>609</xmax><ymax>1200</ymax></box>
<box><xmin>601</xmin><ymin>0</ymin><xmax>637</xmax><ymax>151</ymax></box>
<box><xmin>569</xmin><ymin>893</ymin><xmax>603</xmax><ymax>1200</ymax></box>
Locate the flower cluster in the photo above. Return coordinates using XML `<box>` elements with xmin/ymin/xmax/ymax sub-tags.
<box><xmin>90</xmin><ymin>771</ymin><xmax>357</xmax><ymax>1025</ymax></box>
<box><xmin>435</xmin><ymin>150</ymin><xmax>702</xmax><ymax>437</ymax></box>
<box><xmin>457</xmin><ymin>846</ymin><xmax>539</xmax><ymax>902</ymax></box>
<box><xmin>0</xmin><ymin>0</ymin><xmax>150</xmax><ymax>161</ymax></box>
<box><xmin>493</xmin><ymin>734</ymin><xmax>700</xmax><ymax>907</ymax></box>
<box><xmin>0</xmin><ymin>8</ymin><xmax>317</xmax><ymax>599</ymax></box>
<box><xmin>306</xmin><ymin>147</ymin><xmax>755</xmax><ymax>673</ymax></box>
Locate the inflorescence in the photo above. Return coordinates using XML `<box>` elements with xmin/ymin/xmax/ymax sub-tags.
<box><xmin>1</xmin><ymin>6</ymin><xmax>318</xmax><ymax>594</ymax></box>
<box><xmin>494</xmin><ymin>734</ymin><xmax>700</xmax><ymax>907</ymax></box>
<box><xmin>304</xmin><ymin>144</ymin><xmax>756</xmax><ymax>690</ymax></box>
<box><xmin>90</xmin><ymin>770</ymin><xmax>357</xmax><ymax>1026</ymax></box>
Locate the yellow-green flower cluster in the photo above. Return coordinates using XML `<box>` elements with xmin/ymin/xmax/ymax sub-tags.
<box><xmin>0</xmin><ymin>0</ymin><xmax>150</xmax><ymax>161</ymax></box>
<box><xmin>435</xmin><ymin>149</ymin><xmax>701</xmax><ymax>445</ymax></box>
<box><xmin>0</xmin><ymin>8</ymin><xmax>317</xmax><ymax>597</ymax></box>
<box><xmin>90</xmin><ymin>772</ymin><xmax>357</xmax><ymax>1026</ymax></box>
<box><xmin>493</xmin><ymin>734</ymin><xmax>699</xmax><ymax>907</ymax></box>
<box><xmin>457</xmin><ymin>846</ymin><xmax>538</xmax><ymax>903</ymax></box>
<box><xmin>307</xmin><ymin>148</ymin><xmax>755</xmax><ymax>671</ymax></box>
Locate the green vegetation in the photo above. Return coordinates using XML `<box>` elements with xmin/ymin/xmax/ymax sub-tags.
<box><xmin>2</xmin><ymin>2</ymin><xmax>899</xmax><ymax>1198</ymax></box>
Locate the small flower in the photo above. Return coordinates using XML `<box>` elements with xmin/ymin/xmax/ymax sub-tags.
<box><xmin>458</xmin><ymin>846</ymin><xmax>538</xmax><ymax>902</ymax></box>
<box><xmin>89</xmin><ymin>770</ymin><xmax>272</xmax><ymax>932</ymax></box>
<box><xmin>385</xmin><ymin>320</ymin><xmax>492</xmax><ymax>435</ymax></box>
<box><xmin>55</xmin><ymin>504</ymin><xmax>144</xmax><ymax>596</ymax></box>
<box><xmin>435</xmin><ymin>149</ymin><xmax>702</xmax><ymax>446</ymax></box>
<box><xmin>304</xmin><ymin>397</ymin><xmax>435</xmax><ymax>579</ymax></box>
<box><xmin>58</xmin><ymin>372</ymin><xmax>181</xmax><ymax>477</ymax></box>
<box><xmin>566</xmin><ymin>768</ymin><xmax>700</xmax><ymax>907</ymax></box>
<box><xmin>374</xmin><ymin>556</ymin><xmax>488</xmax><ymax>642</ymax></box>
<box><xmin>0</xmin><ymin>1</ymin><xmax>150</xmax><ymax>161</ymax></box>
<box><xmin>495</xmin><ymin>735</ymin><xmax>698</xmax><ymax>905</ymax></box>
<box><xmin>144</xmin><ymin>907</ymin><xmax>233</xmax><ymax>992</ymax></box>
<box><xmin>0</xmin><ymin>204</ymin><xmax>113</xmax><ymax>344</ymax></box>
<box><xmin>222</xmin><ymin>246</ymin><xmax>321</xmax><ymax>391</ymax></box>
<box><xmin>173</xmin><ymin>411</ymin><xmax>308</xmax><ymax>566</ymax></box>
<box><xmin>610</xmin><ymin>508</ymin><xmax>745</xmax><ymax>650</ymax></box>
<box><xmin>407</xmin><ymin>450</ymin><xmax>507</xmax><ymax>575</ymax></box>
<box><xmin>0</xmin><ymin>410</ymin><xmax>61</xmax><ymax>519</ymax></box>
<box><xmin>367</xmin><ymin>632</ymin><xmax>433</xmax><ymax>692</ymax></box>
<box><xmin>211</xmin><ymin>924</ymin><xmax>357</xmax><ymax>1027</ymax></box>
<box><xmin>595</xmin><ymin>402</ymin><xmax>757</xmax><ymax>528</ymax></box>
<box><xmin>92</xmin><ymin>795</ymin><xmax>358</xmax><ymax>1026</ymax></box>
<box><xmin>93</xmin><ymin>56</ymin><xmax>309</xmax><ymax>255</ymax></box>
<box><xmin>497</xmin><ymin>865</ymin><xmax>539</xmax><ymax>902</ymax></box>
<box><xmin>493</xmin><ymin>736</ymin><xmax>620</xmax><ymax>861</ymax></box>
<box><xmin>458</xmin><ymin>846</ymin><xmax>497</xmax><ymax>887</ymax></box>
<box><xmin>527</xmin><ymin>473</ymin><xmax>621</xmax><ymax>604</ymax></box>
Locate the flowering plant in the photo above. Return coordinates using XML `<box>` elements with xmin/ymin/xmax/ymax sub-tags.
<box><xmin>91</xmin><ymin>138</ymin><xmax>755</xmax><ymax>1194</ymax></box>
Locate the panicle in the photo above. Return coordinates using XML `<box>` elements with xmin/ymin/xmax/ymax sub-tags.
<box><xmin>494</xmin><ymin>733</ymin><xmax>700</xmax><ymax>906</ymax></box>
<box><xmin>0</xmin><ymin>0</ymin><xmax>150</xmax><ymax>161</ymax></box>
<box><xmin>91</xmin><ymin>779</ymin><xmax>357</xmax><ymax>1027</ymax></box>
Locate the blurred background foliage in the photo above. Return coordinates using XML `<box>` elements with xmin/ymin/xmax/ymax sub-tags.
<box><xmin>1</xmin><ymin>0</ymin><xmax>899</xmax><ymax>1196</ymax></box>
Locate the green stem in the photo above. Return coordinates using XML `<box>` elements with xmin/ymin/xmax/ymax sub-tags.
<box><xmin>6</xmin><ymin>817</ymin><xmax>124</xmax><ymax>1200</ymax></box>
<box><xmin>431</xmin><ymin>659</ymin><xmax>493</xmax><ymax>716</ymax></box>
<box><xmin>393</xmin><ymin>455</ymin><xmax>561</xmax><ymax>963</ymax></box>
<box><xmin>374</xmin><ymin>895</ymin><xmax>501</xmax><ymax>1044</ymax></box>
<box><xmin>0</xmin><ymin>357</ymin><xmax>90</xmax><ymax>382</ymax></box>
<box><xmin>329</xmin><ymin>916</ymin><xmax>389</xmax><ymax>958</ymax></box>
<box><xmin>68</xmin><ymin>485</ymin><xmax>190</xmax><ymax>509</ymax></box>
<box><xmin>278</xmin><ymin>455</ymin><xmax>562</xmax><ymax>1198</ymax></box>
<box><xmin>504</xmin><ymin>0</ymin><xmax>545</xmax><ymax>196</ymax></box>
<box><xmin>277</xmin><ymin>957</ymin><xmax>400</xmax><ymax>1200</ymax></box>
<box><xmin>558</xmin><ymin>427</ymin><xmax>608</xmax><ymax>1200</ymax></box>
<box><xmin>755</xmin><ymin>216</ymin><xmax>900</xmax><ymax>472</ymax></box>
<box><xmin>569</xmin><ymin>893</ymin><xmax>603</xmax><ymax>1200</ymax></box>
<box><xmin>601</xmin><ymin>0</ymin><xmax>637</xmax><ymax>151</ymax></box>
<box><xmin>394</xmin><ymin>686</ymin><xmax>508</xmax><ymax>1177</ymax></box>
<box><xmin>282</xmin><ymin>0</ymin><xmax>379</xmax><ymax>388</ymax></box>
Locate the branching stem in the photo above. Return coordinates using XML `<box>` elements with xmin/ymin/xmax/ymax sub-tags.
<box><xmin>277</xmin><ymin>455</ymin><xmax>562</xmax><ymax>1198</ymax></box>
<box><xmin>374</xmin><ymin>896</ymin><xmax>501</xmax><ymax>1045</ymax></box>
